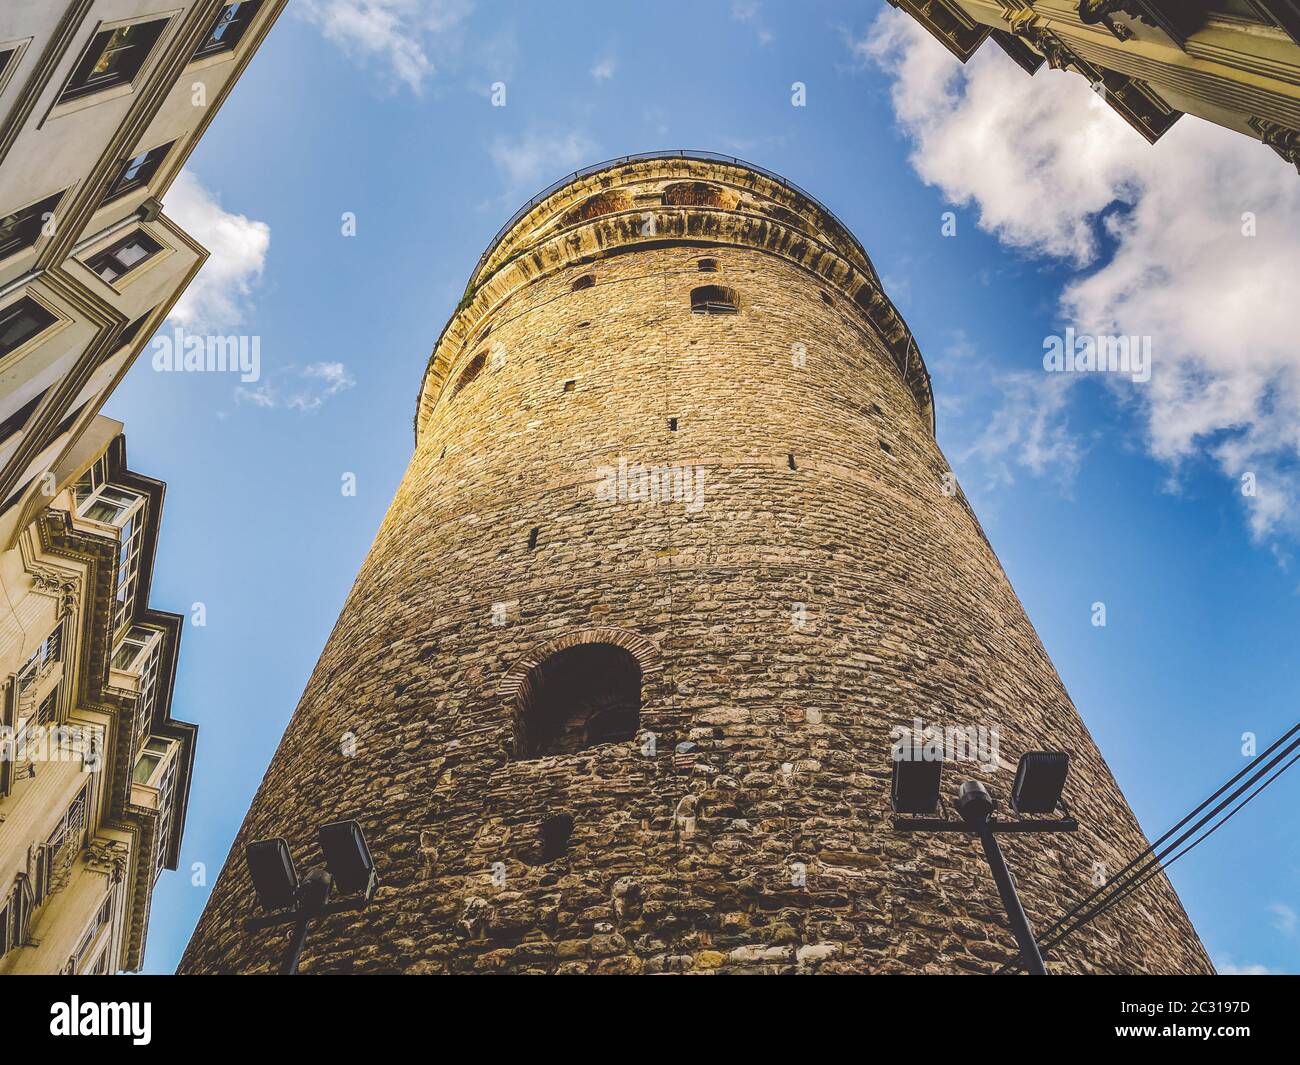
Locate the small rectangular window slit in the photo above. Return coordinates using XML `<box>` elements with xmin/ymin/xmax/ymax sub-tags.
<box><xmin>528</xmin><ymin>527</ymin><xmax>540</xmax><ymax>550</ymax></box>
<box><xmin>668</xmin><ymin>417</ymin><xmax>678</xmax><ymax>431</ymax></box>
<box><xmin>788</xmin><ymin>453</ymin><xmax>797</xmax><ymax>470</ymax></box>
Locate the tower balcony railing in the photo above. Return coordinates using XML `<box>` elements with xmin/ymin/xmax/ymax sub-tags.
<box><xmin>470</xmin><ymin>150</ymin><xmax>879</xmax><ymax>287</ymax></box>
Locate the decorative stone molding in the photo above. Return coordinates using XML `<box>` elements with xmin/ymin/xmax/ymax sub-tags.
<box><xmin>86</xmin><ymin>839</ymin><xmax>131</xmax><ymax>885</ymax></box>
<box><xmin>888</xmin><ymin>0</ymin><xmax>991</xmax><ymax>62</ymax></box>
<box><xmin>29</xmin><ymin>565</ymin><xmax>82</xmax><ymax>616</ymax></box>
<box><xmin>1078</xmin><ymin>1</ymin><xmax>1142</xmax><ymax>40</ymax></box>
<box><xmin>1250</xmin><ymin>116</ymin><xmax>1300</xmax><ymax>173</ymax></box>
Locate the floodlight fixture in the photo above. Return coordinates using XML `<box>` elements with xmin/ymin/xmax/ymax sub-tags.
<box><xmin>245</xmin><ymin>837</ymin><xmax>298</xmax><ymax>912</ymax></box>
<box><xmin>318</xmin><ymin>819</ymin><xmax>376</xmax><ymax>898</ymax></box>
<box><xmin>891</xmin><ymin>755</ymin><xmax>943</xmax><ymax>815</ymax></box>
<box><xmin>1011</xmin><ymin>751</ymin><xmax>1071</xmax><ymax>815</ymax></box>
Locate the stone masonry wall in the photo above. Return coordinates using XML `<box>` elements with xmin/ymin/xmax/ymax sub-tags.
<box><xmin>179</xmin><ymin>159</ymin><xmax>1212</xmax><ymax>975</ymax></box>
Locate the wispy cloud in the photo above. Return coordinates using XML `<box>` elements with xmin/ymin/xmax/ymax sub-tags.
<box><xmin>488</xmin><ymin>129</ymin><xmax>599</xmax><ymax>199</ymax></box>
<box><xmin>299</xmin><ymin>0</ymin><xmax>474</xmax><ymax>93</ymax></box>
<box><xmin>235</xmin><ymin>361</ymin><xmax>356</xmax><ymax>413</ymax></box>
<box><xmin>164</xmin><ymin>170</ymin><xmax>270</xmax><ymax>332</ymax></box>
<box><xmin>964</xmin><ymin>372</ymin><xmax>1082</xmax><ymax>494</ymax></box>
<box><xmin>731</xmin><ymin>1</ymin><xmax>774</xmax><ymax>45</ymax></box>
<box><xmin>1270</xmin><ymin>902</ymin><xmax>1298</xmax><ymax>937</ymax></box>
<box><xmin>861</xmin><ymin>9</ymin><xmax>1300</xmax><ymax>546</ymax></box>
<box><xmin>591</xmin><ymin>57</ymin><xmax>616</xmax><ymax>82</ymax></box>
<box><xmin>1215</xmin><ymin>954</ymin><xmax>1277</xmax><ymax>975</ymax></box>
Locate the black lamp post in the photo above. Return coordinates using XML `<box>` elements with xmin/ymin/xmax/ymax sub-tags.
<box><xmin>243</xmin><ymin>819</ymin><xmax>378</xmax><ymax>974</ymax></box>
<box><xmin>891</xmin><ymin>751</ymin><xmax>1078</xmax><ymax>975</ymax></box>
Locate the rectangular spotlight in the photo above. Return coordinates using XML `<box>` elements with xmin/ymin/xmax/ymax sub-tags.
<box><xmin>318</xmin><ymin>819</ymin><xmax>376</xmax><ymax>897</ymax></box>
<box><xmin>891</xmin><ymin>755</ymin><xmax>943</xmax><ymax>814</ymax></box>
<box><xmin>1011</xmin><ymin>751</ymin><xmax>1071</xmax><ymax>815</ymax></box>
<box><xmin>245</xmin><ymin>837</ymin><xmax>298</xmax><ymax>911</ymax></box>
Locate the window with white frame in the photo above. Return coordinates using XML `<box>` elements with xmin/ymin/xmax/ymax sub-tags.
<box><xmin>118</xmin><ymin>628</ymin><xmax>162</xmax><ymax>751</ymax></box>
<box><xmin>113</xmin><ymin>505</ymin><xmax>146</xmax><ymax>635</ymax></box>
<box><xmin>133</xmin><ymin>738</ymin><xmax>177</xmax><ymax>877</ymax></box>
<box><xmin>73</xmin><ymin>454</ymin><xmax>108</xmax><ymax>508</ymax></box>
<box><xmin>132</xmin><ymin>737</ymin><xmax>170</xmax><ymax>787</ymax></box>
<box><xmin>81</xmin><ymin>485</ymin><xmax>142</xmax><ymax>526</ymax></box>
<box><xmin>73</xmin><ymin>466</ymin><xmax>147</xmax><ymax>634</ymax></box>
<box><xmin>112</xmin><ymin>625</ymin><xmax>155</xmax><ymax>672</ymax></box>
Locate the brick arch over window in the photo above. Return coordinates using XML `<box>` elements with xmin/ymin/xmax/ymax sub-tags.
<box><xmin>498</xmin><ymin>627</ymin><xmax>663</xmax><ymax>758</ymax></box>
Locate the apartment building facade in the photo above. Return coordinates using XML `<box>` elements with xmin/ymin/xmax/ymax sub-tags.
<box><xmin>0</xmin><ymin>419</ymin><xmax>194</xmax><ymax>974</ymax></box>
<box><xmin>0</xmin><ymin>1</ymin><xmax>285</xmax><ymax>973</ymax></box>
<box><xmin>889</xmin><ymin>1</ymin><xmax>1300</xmax><ymax>167</ymax></box>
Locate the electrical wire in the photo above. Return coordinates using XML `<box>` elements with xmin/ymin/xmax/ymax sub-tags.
<box><xmin>996</xmin><ymin>723</ymin><xmax>1300</xmax><ymax>974</ymax></box>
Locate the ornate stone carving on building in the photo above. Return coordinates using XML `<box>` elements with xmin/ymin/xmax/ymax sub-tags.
<box><xmin>28</xmin><ymin>565</ymin><xmax>81</xmax><ymax>618</ymax></box>
<box><xmin>86</xmin><ymin>839</ymin><xmax>131</xmax><ymax>885</ymax></box>
<box><xmin>1250</xmin><ymin>116</ymin><xmax>1300</xmax><ymax>172</ymax></box>
<box><xmin>898</xmin><ymin>0</ymin><xmax>1300</xmax><ymax>160</ymax></box>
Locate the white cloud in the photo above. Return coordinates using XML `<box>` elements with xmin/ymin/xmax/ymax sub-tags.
<box><xmin>863</xmin><ymin>10</ymin><xmax>1300</xmax><ymax>544</ymax></box>
<box><xmin>164</xmin><ymin>170</ymin><xmax>270</xmax><ymax>332</ymax></box>
<box><xmin>1215</xmin><ymin>954</ymin><xmax>1277</xmax><ymax>975</ymax></box>
<box><xmin>299</xmin><ymin>0</ymin><xmax>473</xmax><ymax>92</ymax></box>
<box><xmin>963</xmin><ymin>373</ymin><xmax>1082</xmax><ymax>494</ymax></box>
<box><xmin>488</xmin><ymin>129</ymin><xmax>599</xmax><ymax>198</ymax></box>
<box><xmin>591</xmin><ymin>58</ymin><xmax>616</xmax><ymax>82</ymax></box>
<box><xmin>1270</xmin><ymin>902</ymin><xmax>1298</xmax><ymax>937</ymax></box>
<box><xmin>235</xmin><ymin>361</ymin><xmax>355</xmax><ymax>413</ymax></box>
<box><xmin>290</xmin><ymin>361</ymin><xmax>356</xmax><ymax>411</ymax></box>
<box><xmin>731</xmin><ymin>1</ymin><xmax>774</xmax><ymax>45</ymax></box>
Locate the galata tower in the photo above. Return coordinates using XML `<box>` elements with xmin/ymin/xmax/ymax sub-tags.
<box><xmin>180</xmin><ymin>153</ymin><xmax>1211</xmax><ymax>975</ymax></box>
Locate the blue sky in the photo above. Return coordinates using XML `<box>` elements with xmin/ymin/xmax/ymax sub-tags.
<box><xmin>105</xmin><ymin>1</ymin><xmax>1300</xmax><ymax>974</ymax></box>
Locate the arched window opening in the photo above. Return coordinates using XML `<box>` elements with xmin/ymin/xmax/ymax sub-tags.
<box><xmin>571</xmin><ymin>273</ymin><xmax>595</xmax><ymax>291</ymax></box>
<box><xmin>690</xmin><ymin>285</ymin><xmax>739</xmax><ymax>315</ymax></box>
<box><xmin>560</xmin><ymin>190</ymin><xmax>631</xmax><ymax>227</ymax></box>
<box><xmin>517</xmin><ymin>643</ymin><xmax>641</xmax><ymax>758</ymax></box>
<box><xmin>662</xmin><ymin>182</ymin><xmax>738</xmax><ymax>209</ymax></box>
<box><xmin>696</xmin><ymin>258</ymin><xmax>719</xmax><ymax>272</ymax></box>
<box><xmin>451</xmin><ymin>351</ymin><xmax>487</xmax><ymax>398</ymax></box>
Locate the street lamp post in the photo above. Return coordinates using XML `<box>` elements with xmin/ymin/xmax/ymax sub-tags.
<box><xmin>243</xmin><ymin>819</ymin><xmax>378</xmax><ymax>975</ymax></box>
<box><xmin>891</xmin><ymin>751</ymin><xmax>1078</xmax><ymax>975</ymax></box>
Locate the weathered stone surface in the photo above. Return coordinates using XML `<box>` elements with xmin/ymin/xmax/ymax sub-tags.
<box><xmin>179</xmin><ymin>155</ymin><xmax>1211</xmax><ymax>975</ymax></box>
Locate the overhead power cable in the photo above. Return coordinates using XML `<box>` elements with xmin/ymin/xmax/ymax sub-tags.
<box><xmin>996</xmin><ymin>721</ymin><xmax>1300</xmax><ymax>975</ymax></box>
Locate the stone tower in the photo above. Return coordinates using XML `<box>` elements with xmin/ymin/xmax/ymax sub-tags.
<box><xmin>180</xmin><ymin>153</ymin><xmax>1211</xmax><ymax>975</ymax></box>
